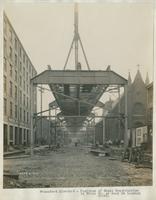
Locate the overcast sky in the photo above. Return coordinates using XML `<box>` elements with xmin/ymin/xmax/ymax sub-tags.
<box><xmin>3</xmin><ymin>1</ymin><xmax>154</xmax><ymax>111</ymax></box>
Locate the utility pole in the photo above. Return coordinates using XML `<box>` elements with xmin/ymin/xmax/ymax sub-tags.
<box><xmin>118</xmin><ymin>86</ymin><xmax>121</xmax><ymax>141</ymax></box>
<box><xmin>39</xmin><ymin>86</ymin><xmax>44</xmax><ymax>144</ymax></box>
<box><xmin>124</xmin><ymin>85</ymin><xmax>128</xmax><ymax>147</ymax></box>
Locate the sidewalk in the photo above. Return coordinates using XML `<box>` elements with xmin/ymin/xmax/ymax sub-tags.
<box><xmin>3</xmin><ymin>145</ymin><xmax>50</xmax><ymax>157</ymax></box>
<box><xmin>4</xmin><ymin>150</ymin><xmax>26</xmax><ymax>157</ymax></box>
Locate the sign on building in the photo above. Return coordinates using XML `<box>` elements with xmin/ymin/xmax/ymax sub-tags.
<box><xmin>136</xmin><ymin>126</ymin><xmax>148</xmax><ymax>146</ymax></box>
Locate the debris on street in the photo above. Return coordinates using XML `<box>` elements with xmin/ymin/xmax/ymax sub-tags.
<box><xmin>3</xmin><ymin>145</ymin><xmax>152</xmax><ymax>188</ymax></box>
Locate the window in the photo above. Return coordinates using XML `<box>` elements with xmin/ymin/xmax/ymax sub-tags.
<box><xmin>26</xmin><ymin>72</ymin><xmax>28</xmax><ymax>81</ymax></box>
<box><xmin>4</xmin><ymin>20</ymin><xmax>7</xmax><ymax>33</ymax></box>
<box><xmin>29</xmin><ymin>64</ymin><xmax>31</xmax><ymax>73</ymax></box>
<box><xmin>24</xmin><ymin>110</ymin><xmax>25</xmax><ymax>122</ymax></box>
<box><xmin>4</xmin><ymin>98</ymin><xmax>7</xmax><ymax>115</ymax></box>
<box><xmin>15</xmin><ymin>38</ymin><xmax>17</xmax><ymax>50</ymax></box>
<box><xmin>23</xmin><ymin>67</ymin><xmax>25</xmax><ymax>78</ymax></box>
<box><xmin>4</xmin><ymin>57</ymin><xmax>7</xmax><ymax>72</ymax></box>
<box><xmin>9</xmin><ymin>81</ymin><xmax>12</xmax><ymax>97</ymax></box>
<box><xmin>20</xmin><ymin>90</ymin><xmax>22</xmax><ymax>104</ymax></box>
<box><xmin>20</xmin><ymin>62</ymin><xmax>22</xmax><ymax>72</ymax></box>
<box><xmin>23</xmin><ymin>53</ymin><xmax>25</xmax><ymax>63</ymax></box>
<box><xmin>4</xmin><ymin>76</ymin><xmax>7</xmax><ymax>93</ymax></box>
<box><xmin>27</xmin><ymin>84</ymin><xmax>29</xmax><ymax>94</ymax></box>
<box><xmin>9</xmin><ymin>46</ymin><xmax>12</xmax><ymax>60</ymax></box>
<box><xmin>20</xmin><ymin>107</ymin><xmax>22</xmax><ymax>119</ymax></box>
<box><xmin>10</xmin><ymin>64</ymin><xmax>13</xmax><ymax>77</ymax></box>
<box><xmin>26</xmin><ymin>59</ymin><xmax>29</xmax><ymax>69</ymax></box>
<box><xmin>19</xmin><ymin>47</ymin><xmax>22</xmax><ymax>57</ymax></box>
<box><xmin>15</xmin><ymin>86</ymin><xmax>17</xmax><ymax>100</ymax></box>
<box><xmin>32</xmin><ymin>69</ymin><xmax>33</xmax><ymax>77</ymax></box>
<box><xmin>27</xmin><ymin>97</ymin><xmax>28</xmax><ymax>108</ymax></box>
<box><xmin>9</xmin><ymin>29</ymin><xmax>13</xmax><ymax>42</ymax></box>
<box><xmin>20</xmin><ymin>76</ymin><xmax>22</xmax><ymax>86</ymax></box>
<box><xmin>15</xmin><ymin>70</ymin><xmax>17</xmax><ymax>82</ymax></box>
<box><xmin>9</xmin><ymin>126</ymin><xmax>13</xmax><ymax>141</ymax></box>
<box><xmin>23</xmin><ymin>80</ymin><xmax>25</xmax><ymax>91</ymax></box>
<box><xmin>15</xmin><ymin>54</ymin><xmax>17</xmax><ymax>66</ymax></box>
<box><xmin>10</xmin><ymin>101</ymin><xmax>13</xmax><ymax>118</ymax></box>
<box><xmin>27</xmin><ymin>112</ymin><xmax>29</xmax><ymax>123</ymax></box>
<box><xmin>15</xmin><ymin>105</ymin><xmax>17</xmax><ymax>119</ymax></box>
<box><xmin>23</xmin><ymin>94</ymin><xmax>25</xmax><ymax>106</ymax></box>
<box><xmin>4</xmin><ymin>39</ymin><xmax>7</xmax><ymax>56</ymax></box>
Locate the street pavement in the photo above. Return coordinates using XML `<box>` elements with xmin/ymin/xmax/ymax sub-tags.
<box><xmin>3</xmin><ymin>145</ymin><xmax>152</xmax><ymax>188</ymax></box>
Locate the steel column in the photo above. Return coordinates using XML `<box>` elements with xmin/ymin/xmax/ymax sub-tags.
<box><xmin>63</xmin><ymin>37</ymin><xmax>74</xmax><ymax>70</ymax></box>
<box><xmin>86</xmin><ymin>125</ymin><xmax>88</xmax><ymax>146</ymax></box>
<box><xmin>48</xmin><ymin>108</ymin><xmax>51</xmax><ymax>147</ymax></box>
<box><xmin>30</xmin><ymin>82</ymin><xmax>34</xmax><ymax>156</ymax></box>
<box><xmin>118</xmin><ymin>86</ymin><xmax>121</xmax><ymax>140</ymax></box>
<box><xmin>55</xmin><ymin>108</ymin><xmax>57</xmax><ymax>145</ymax></box>
<box><xmin>103</xmin><ymin>117</ymin><xmax>105</xmax><ymax>145</ymax></box>
<box><xmin>79</xmin><ymin>35</ymin><xmax>90</xmax><ymax>70</ymax></box>
<box><xmin>94</xmin><ymin>118</ymin><xmax>96</xmax><ymax>146</ymax></box>
<box><xmin>124</xmin><ymin>85</ymin><xmax>128</xmax><ymax>147</ymax></box>
<box><xmin>39</xmin><ymin>86</ymin><xmax>44</xmax><ymax>142</ymax></box>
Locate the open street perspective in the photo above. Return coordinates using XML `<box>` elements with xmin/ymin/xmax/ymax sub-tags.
<box><xmin>2</xmin><ymin>1</ymin><xmax>153</xmax><ymax>188</ymax></box>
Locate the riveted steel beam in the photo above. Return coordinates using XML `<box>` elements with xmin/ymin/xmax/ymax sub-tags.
<box><xmin>31</xmin><ymin>70</ymin><xmax>127</xmax><ymax>85</ymax></box>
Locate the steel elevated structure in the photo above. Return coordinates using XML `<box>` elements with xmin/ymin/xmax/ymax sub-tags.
<box><xmin>30</xmin><ymin>4</ymin><xmax>128</xmax><ymax>154</ymax></box>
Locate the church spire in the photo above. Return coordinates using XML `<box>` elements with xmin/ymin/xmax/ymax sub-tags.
<box><xmin>133</xmin><ymin>68</ymin><xmax>144</xmax><ymax>86</ymax></box>
<box><xmin>145</xmin><ymin>72</ymin><xmax>150</xmax><ymax>85</ymax></box>
<box><xmin>128</xmin><ymin>71</ymin><xmax>132</xmax><ymax>85</ymax></box>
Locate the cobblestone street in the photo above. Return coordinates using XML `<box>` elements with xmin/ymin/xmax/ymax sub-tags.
<box><xmin>3</xmin><ymin>145</ymin><xmax>152</xmax><ymax>188</ymax></box>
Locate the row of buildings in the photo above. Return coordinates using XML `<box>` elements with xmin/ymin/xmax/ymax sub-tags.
<box><xmin>3</xmin><ymin>13</ymin><xmax>37</xmax><ymax>151</ymax></box>
<box><xmin>3</xmin><ymin>13</ymin><xmax>69</xmax><ymax>151</ymax></box>
<box><xmin>95</xmin><ymin>70</ymin><xmax>153</xmax><ymax>149</ymax></box>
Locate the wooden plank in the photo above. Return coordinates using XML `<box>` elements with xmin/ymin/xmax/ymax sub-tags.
<box><xmin>4</xmin><ymin>173</ymin><xmax>19</xmax><ymax>180</ymax></box>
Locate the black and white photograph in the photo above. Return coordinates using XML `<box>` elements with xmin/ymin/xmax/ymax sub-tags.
<box><xmin>0</xmin><ymin>0</ymin><xmax>155</xmax><ymax>198</ymax></box>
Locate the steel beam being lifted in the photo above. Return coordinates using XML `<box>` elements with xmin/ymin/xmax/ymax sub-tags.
<box><xmin>31</xmin><ymin>70</ymin><xmax>127</xmax><ymax>85</ymax></box>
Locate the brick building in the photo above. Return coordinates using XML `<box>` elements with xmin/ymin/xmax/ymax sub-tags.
<box><xmin>3</xmin><ymin>13</ymin><xmax>37</xmax><ymax>151</ymax></box>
